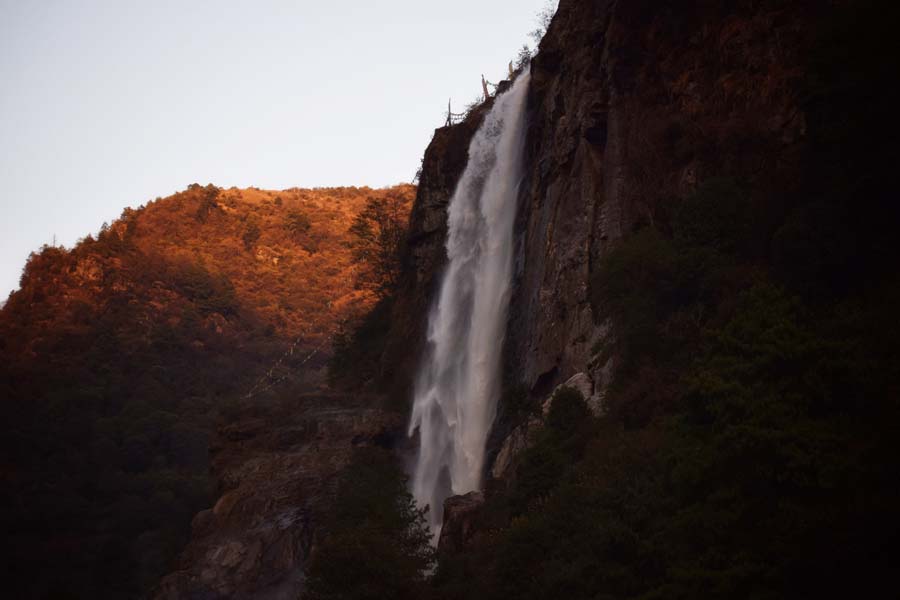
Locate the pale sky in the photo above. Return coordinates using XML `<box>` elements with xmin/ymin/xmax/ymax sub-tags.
<box><xmin>0</xmin><ymin>0</ymin><xmax>552</xmax><ymax>299</ymax></box>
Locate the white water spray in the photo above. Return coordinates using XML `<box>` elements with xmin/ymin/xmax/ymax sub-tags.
<box><xmin>408</xmin><ymin>69</ymin><xmax>531</xmax><ymax>534</ymax></box>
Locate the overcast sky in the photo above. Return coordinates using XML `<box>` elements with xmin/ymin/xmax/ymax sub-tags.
<box><xmin>0</xmin><ymin>0</ymin><xmax>552</xmax><ymax>299</ymax></box>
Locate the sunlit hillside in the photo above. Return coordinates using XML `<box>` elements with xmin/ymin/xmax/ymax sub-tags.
<box><xmin>0</xmin><ymin>182</ymin><xmax>414</xmax><ymax>598</ymax></box>
<box><xmin>132</xmin><ymin>184</ymin><xmax>417</xmax><ymax>340</ymax></box>
<box><xmin>6</xmin><ymin>183</ymin><xmax>414</xmax><ymax>348</ymax></box>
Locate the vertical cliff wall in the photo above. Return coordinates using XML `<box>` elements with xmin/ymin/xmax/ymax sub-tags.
<box><xmin>509</xmin><ymin>0</ymin><xmax>815</xmax><ymax>399</ymax></box>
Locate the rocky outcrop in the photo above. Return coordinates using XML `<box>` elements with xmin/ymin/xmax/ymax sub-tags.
<box><xmin>540</xmin><ymin>372</ymin><xmax>597</xmax><ymax>417</ymax></box>
<box><xmin>436</xmin><ymin>491</ymin><xmax>486</xmax><ymax>554</ymax></box>
<box><xmin>491</xmin><ymin>419</ymin><xmax>539</xmax><ymax>481</ymax></box>
<box><xmin>154</xmin><ymin>394</ymin><xmax>403</xmax><ymax>600</ymax></box>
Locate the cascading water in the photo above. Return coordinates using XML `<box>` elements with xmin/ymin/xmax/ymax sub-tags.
<box><xmin>408</xmin><ymin>68</ymin><xmax>531</xmax><ymax>534</ymax></box>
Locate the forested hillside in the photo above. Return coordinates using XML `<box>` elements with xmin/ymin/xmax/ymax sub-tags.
<box><xmin>0</xmin><ymin>183</ymin><xmax>413</xmax><ymax>598</ymax></box>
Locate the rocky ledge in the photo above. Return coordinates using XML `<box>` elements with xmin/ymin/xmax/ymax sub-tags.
<box><xmin>154</xmin><ymin>393</ymin><xmax>403</xmax><ymax>600</ymax></box>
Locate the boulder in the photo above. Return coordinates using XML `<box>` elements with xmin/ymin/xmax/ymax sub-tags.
<box><xmin>437</xmin><ymin>491</ymin><xmax>486</xmax><ymax>554</ymax></box>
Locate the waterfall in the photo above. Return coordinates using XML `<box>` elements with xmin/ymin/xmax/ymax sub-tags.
<box><xmin>408</xmin><ymin>68</ymin><xmax>531</xmax><ymax>534</ymax></box>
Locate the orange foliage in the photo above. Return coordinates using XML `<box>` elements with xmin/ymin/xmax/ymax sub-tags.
<box><xmin>57</xmin><ymin>184</ymin><xmax>408</xmax><ymax>337</ymax></box>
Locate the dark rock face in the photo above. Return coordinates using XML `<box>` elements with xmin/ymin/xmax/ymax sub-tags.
<box><xmin>506</xmin><ymin>0</ymin><xmax>816</xmax><ymax>400</ymax></box>
<box><xmin>437</xmin><ymin>491</ymin><xmax>485</xmax><ymax>554</ymax></box>
<box><xmin>154</xmin><ymin>395</ymin><xmax>402</xmax><ymax>600</ymax></box>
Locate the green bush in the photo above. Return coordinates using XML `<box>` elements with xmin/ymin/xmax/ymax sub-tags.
<box><xmin>242</xmin><ymin>221</ymin><xmax>261</xmax><ymax>250</ymax></box>
<box><xmin>328</xmin><ymin>297</ymin><xmax>394</xmax><ymax>392</ymax></box>
<box><xmin>172</xmin><ymin>262</ymin><xmax>237</xmax><ymax>316</ymax></box>
<box><xmin>590</xmin><ymin>227</ymin><xmax>680</xmax><ymax>357</ymax></box>
<box><xmin>505</xmin><ymin>386</ymin><xmax>592</xmax><ymax>516</ymax></box>
<box><xmin>674</xmin><ymin>178</ymin><xmax>753</xmax><ymax>257</ymax></box>
<box><xmin>286</xmin><ymin>210</ymin><xmax>312</xmax><ymax>238</ymax></box>
<box><xmin>305</xmin><ymin>448</ymin><xmax>435</xmax><ymax>600</ymax></box>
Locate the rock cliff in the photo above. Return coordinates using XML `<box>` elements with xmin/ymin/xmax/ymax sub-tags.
<box><xmin>154</xmin><ymin>393</ymin><xmax>402</xmax><ymax>600</ymax></box>
<box><xmin>381</xmin><ymin>0</ymin><xmax>826</xmax><ymax>541</ymax></box>
<box><xmin>508</xmin><ymin>0</ymin><xmax>814</xmax><ymax>404</ymax></box>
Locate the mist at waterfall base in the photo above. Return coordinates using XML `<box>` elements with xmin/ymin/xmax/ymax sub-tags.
<box><xmin>408</xmin><ymin>69</ymin><xmax>531</xmax><ymax>535</ymax></box>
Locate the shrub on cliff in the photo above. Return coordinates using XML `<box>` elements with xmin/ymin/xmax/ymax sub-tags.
<box><xmin>328</xmin><ymin>190</ymin><xmax>414</xmax><ymax>394</ymax></box>
<box><xmin>242</xmin><ymin>220</ymin><xmax>261</xmax><ymax>250</ymax></box>
<box><xmin>506</xmin><ymin>386</ymin><xmax>594</xmax><ymax>516</ymax></box>
<box><xmin>347</xmin><ymin>194</ymin><xmax>412</xmax><ymax>298</ymax></box>
<box><xmin>285</xmin><ymin>209</ymin><xmax>312</xmax><ymax>241</ymax></box>
<box><xmin>327</xmin><ymin>297</ymin><xmax>394</xmax><ymax>392</ymax></box>
<box><xmin>305</xmin><ymin>448</ymin><xmax>435</xmax><ymax>600</ymax></box>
